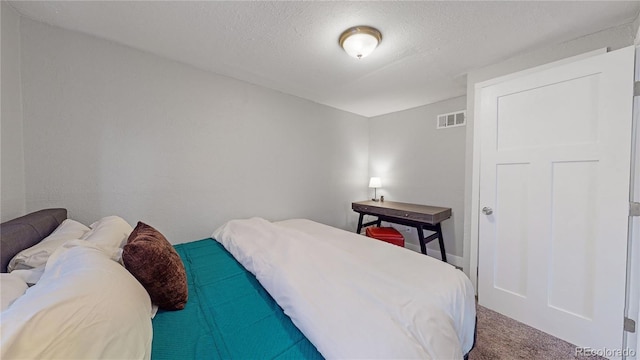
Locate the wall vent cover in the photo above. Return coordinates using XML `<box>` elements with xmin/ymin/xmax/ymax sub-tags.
<box><xmin>437</xmin><ymin>110</ymin><xmax>466</xmax><ymax>129</ymax></box>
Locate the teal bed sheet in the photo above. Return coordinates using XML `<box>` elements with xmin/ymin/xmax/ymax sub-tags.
<box><xmin>151</xmin><ymin>239</ymin><xmax>322</xmax><ymax>360</ymax></box>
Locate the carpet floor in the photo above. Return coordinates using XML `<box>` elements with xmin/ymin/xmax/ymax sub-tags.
<box><xmin>468</xmin><ymin>305</ymin><xmax>603</xmax><ymax>360</ymax></box>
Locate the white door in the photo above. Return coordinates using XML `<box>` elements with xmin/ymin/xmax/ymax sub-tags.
<box><xmin>477</xmin><ymin>46</ymin><xmax>635</xmax><ymax>352</ymax></box>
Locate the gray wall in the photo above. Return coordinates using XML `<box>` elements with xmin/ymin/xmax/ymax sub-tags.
<box><xmin>369</xmin><ymin>96</ymin><xmax>467</xmax><ymax>266</ymax></box>
<box><xmin>18</xmin><ymin>18</ymin><xmax>369</xmax><ymax>243</ymax></box>
<box><xmin>1</xmin><ymin>3</ymin><xmax>26</xmax><ymax>222</ymax></box>
<box><xmin>462</xmin><ymin>22</ymin><xmax>638</xmax><ymax>278</ymax></box>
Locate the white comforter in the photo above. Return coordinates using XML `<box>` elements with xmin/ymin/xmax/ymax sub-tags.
<box><xmin>1</xmin><ymin>241</ymin><xmax>152</xmax><ymax>359</ymax></box>
<box><xmin>212</xmin><ymin>218</ymin><xmax>476</xmax><ymax>359</ymax></box>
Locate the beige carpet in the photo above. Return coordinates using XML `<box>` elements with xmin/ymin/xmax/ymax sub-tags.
<box><xmin>468</xmin><ymin>305</ymin><xmax>603</xmax><ymax>360</ymax></box>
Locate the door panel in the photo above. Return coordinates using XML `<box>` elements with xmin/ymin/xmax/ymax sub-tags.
<box><xmin>549</xmin><ymin>160</ymin><xmax>597</xmax><ymax>320</ymax></box>
<box><xmin>496</xmin><ymin>75</ymin><xmax>600</xmax><ymax>150</ymax></box>
<box><xmin>494</xmin><ymin>163</ymin><xmax>529</xmax><ymax>297</ymax></box>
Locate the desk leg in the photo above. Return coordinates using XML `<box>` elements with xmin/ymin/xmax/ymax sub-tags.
<box><xmin>436</xmin><ymin>223</ymin><xmax>447</xmax><ymax>263</ymax></box>
<box><xmin>416</xmin><ymin>226</ymin><xmax>427</xmax><ymax>255</ymax></box>
<box><xmin>356</xmin><ymin>213</ymin><xmax>364</xmax><ymax>234</ymax></box>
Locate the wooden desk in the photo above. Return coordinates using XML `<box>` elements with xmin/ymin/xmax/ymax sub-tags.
<box><xmin>352</xmin><ymin>200</ymin><xmax>451</xmax><ymax>262</ymax></box>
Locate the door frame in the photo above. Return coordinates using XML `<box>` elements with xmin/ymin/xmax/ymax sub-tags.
<box><xmin>623</xmin><ymin>45</ymin><xmax>640</xmax><ymax>359</ymax></box>
<box><xmin>468</xmin><ymin>48</ymin><xmax>608</xmax><ymax>291</ymax></box>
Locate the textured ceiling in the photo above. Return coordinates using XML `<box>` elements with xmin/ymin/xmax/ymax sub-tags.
<box><xmin>9</xmin><ymin>1</ymin><xmax>640</xmax><ymax>117</ymax></box>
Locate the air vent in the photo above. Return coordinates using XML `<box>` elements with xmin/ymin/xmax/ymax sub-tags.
<box><xmin>437</xmin><ymin>110</ymin><xmax>466</xmax><ymax>129</ymax></box>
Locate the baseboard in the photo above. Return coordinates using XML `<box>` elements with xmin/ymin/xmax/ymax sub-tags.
<box><xmin>404</xmin><ymin>242</ymin><xmax>464</xmax><ymax>270</ymax></box>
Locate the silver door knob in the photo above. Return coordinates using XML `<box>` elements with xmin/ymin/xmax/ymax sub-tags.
<box><xmin>482</xmin><ymin>207</ymin><xmax>493</xmax><ymax>215</ymax></box>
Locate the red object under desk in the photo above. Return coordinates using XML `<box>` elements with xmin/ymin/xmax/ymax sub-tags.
<box><xmin>365</xmin><ymin>227</ymin><xmax>405</xmax><ymax>247</ymax></box>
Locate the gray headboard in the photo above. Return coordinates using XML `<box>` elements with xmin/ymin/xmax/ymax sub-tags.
<box><xmin>0</xmin><ymin>208</ymin><xmax>67</xmax><ymax>272</ymax></box>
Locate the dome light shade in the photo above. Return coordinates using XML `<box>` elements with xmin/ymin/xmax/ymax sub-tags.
<box><xmin>339</xmin><ymin>26</ymin><xmax>382</xmax><ymax>59</ymax></box>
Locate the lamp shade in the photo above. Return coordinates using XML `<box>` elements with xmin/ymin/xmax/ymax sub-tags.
<box><xmin>368</xmin><ymin>177</ymin><xmax>382</xmax><ymax>188</ymax></box>
<box><xmin>339</xmin><ymin>26</ymin><xmax>382</xmax><ymax>59</ymax></box>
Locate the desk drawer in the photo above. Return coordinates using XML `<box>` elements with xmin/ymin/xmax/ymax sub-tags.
<box><xmin>352</xmin><ymin>203</ymin><xmax>373</xmax><ymax>213</ymax></box>
<box><xmin>379</xmin><ymin>207</ymin><xmax>441</xmax><ymax>223</ymax></box>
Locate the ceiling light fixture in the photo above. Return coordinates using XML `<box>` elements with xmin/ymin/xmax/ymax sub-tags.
<box><xmin>339</xmin><ymin>26</ymin><xmax>382</xmax><ymax>59</ymax></box>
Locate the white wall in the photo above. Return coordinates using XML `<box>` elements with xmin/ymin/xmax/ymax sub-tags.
<box><xmin>19</xmin><ymin>19</ymin><xmax>369</xmax><ymax>243</ymax></box>
<box><xmin>463</xmin><ymin>22</ymin><xmax>637</xmax><ymax>278</ymax></box>
<box><xmin>369</xmin><ymin>96</ymin><xmax>466</xmax><ymax>266</ymax></box>
<box><xmin>1</xmin><ymin>2</ymin><xmax>26</xmax><ymax>222</ymax></box>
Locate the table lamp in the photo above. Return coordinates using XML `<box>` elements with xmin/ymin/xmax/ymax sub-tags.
<box><xmin>369</xmin><ymin>177</ymin><xmax>382</xmax><ymax>201</ymax></box>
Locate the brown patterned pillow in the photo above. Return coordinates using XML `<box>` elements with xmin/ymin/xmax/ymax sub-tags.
<box><xmin>122</xmin><ymin>222</ymin><xmax>187</xmax><ymax>310</ymax></box>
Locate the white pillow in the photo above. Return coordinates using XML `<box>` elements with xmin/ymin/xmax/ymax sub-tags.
<box><xmin>0</xmin><ymin>273</ymin><xmax>28</xmax><ymax>312</ymax></box>
<box><xmin>82</xmin><ymin>216</ymin><xmax>133</xmax><ymax>261</ymax></box>
<box><xmin>7</xmin><ymin>219</ymin><xmax>90</xmax><ymax>272</ymax></box>
<box><xmin>1</xmin><ymin>241</ymin><xmax>152</xmax><ymax>359</ymax></box>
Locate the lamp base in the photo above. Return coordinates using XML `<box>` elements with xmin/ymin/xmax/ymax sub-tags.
<box><xmin>371</xmin><ymin>198</ymin><xmax>380</xmax><ymax>202</ymax></box>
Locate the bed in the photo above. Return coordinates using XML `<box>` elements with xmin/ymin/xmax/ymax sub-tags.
<box><xmin>0</xmin><ymin>209</ymin><xmax>476</xmax><ymax>359</ymax></box>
